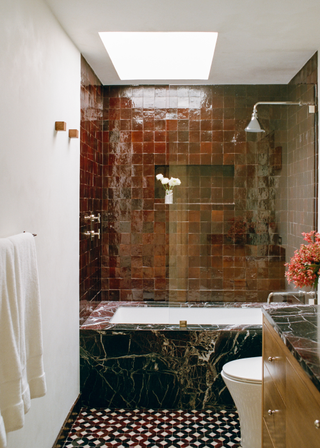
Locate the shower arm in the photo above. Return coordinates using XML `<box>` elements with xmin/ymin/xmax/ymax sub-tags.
<box><xmin>252</xmin><ymin>101</ymin><xmax>315</xmax><ymax>114</ymax></box>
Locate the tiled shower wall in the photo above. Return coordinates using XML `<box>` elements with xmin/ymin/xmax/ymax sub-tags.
<box><xmin>80</xmin><ymin>53</ymin><xmax>317</xmax><ymax>305</ymax></box>
<box><xmin>80</xmin><ymin>56</ymin><xmax>103</xmax><ymax>302</ymax></box>
<box><xmin>286</xmin><ymin>54</ymin><xmax>318</xmax><ymax>262</ymax></box>
<box><xmin>101</xmin><ymin>85</ymin><xmax>291</xmax><ymax>302</ymax></box>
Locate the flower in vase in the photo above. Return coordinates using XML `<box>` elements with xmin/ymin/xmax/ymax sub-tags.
<box><xmin>285</xmin><ymin>231</ymin><xmax>320</xmax><ymax>289</ymax></box>
<box><xmin>169</xmin><ymin>177</ymin><xmax>181</xmax><ymax>188</ymax></box>
<box><xmin>156</xmin><ymin>174</ymin><xmax>181</xmax><ymax>191</ymax></box>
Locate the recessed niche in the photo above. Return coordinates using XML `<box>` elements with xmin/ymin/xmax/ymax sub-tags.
<box><xmin>155</xmin><ymin>165</ymin><xmax>234</xmax><ymax>204</ymax></box>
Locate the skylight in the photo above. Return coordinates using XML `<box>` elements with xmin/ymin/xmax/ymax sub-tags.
<box><xmin>99</xmin><ymin>32</ymin><xmax>218</xmax><ymax>81</ymax></box>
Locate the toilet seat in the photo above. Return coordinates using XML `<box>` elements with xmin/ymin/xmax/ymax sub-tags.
<box><xmin>222</xmin><ymin>356</ymin><xmax>262</xmax><ymax>384</ymax></box>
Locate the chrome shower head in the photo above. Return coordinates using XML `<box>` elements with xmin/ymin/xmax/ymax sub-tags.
<box><xmin>245</xmin><ymin>101</ymin><xmax>316</xmax><ymax>133</ymax></box>
<box><xmin>245</xmin><ymin>107</ymin><xmax>265</xmax><ymax>133</ymax></box>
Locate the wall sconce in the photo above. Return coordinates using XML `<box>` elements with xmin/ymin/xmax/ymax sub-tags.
<box><xmin>69</xmin><ymin>129</ymin><xmax>79</xmax><ymax>139</ymax></box>
<box><xmin>55</xmin><ymin>121</ymin><xmax>66</xmax><ymax>131</ymax></box>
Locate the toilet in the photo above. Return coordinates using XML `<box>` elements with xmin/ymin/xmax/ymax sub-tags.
<box><xmin>221</xmin><ymin>356</ymin><xmax>262</xmax><ymax>448</ymax></box>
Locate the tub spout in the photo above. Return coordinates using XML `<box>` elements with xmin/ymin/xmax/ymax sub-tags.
<box><xmin>267</xmin><ymin>290</ymin><xmax>317</xmax><ymax>304</ymax></box>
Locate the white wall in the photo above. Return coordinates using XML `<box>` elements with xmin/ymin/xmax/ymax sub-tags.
<box><xmin>0</xmin><ymin>0</ymin><xmax>80</xmax><ymax>447</ymax></box>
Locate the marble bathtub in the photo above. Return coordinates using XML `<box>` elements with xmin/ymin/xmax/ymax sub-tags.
<box><xmin>80</xmin><ymin>301</ymin><xmax>262</xmax><ymax>410</ymax></box>
<box><xmin>110</xmin><ymin>306</ymin><xmax>262</xmax><ymax>325</ymax></box>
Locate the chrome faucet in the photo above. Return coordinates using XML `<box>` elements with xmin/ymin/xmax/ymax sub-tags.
<box><xmin>267</xmin><ymin>290</ymin><xmax>317</xmax><ymax>305</ymax></box>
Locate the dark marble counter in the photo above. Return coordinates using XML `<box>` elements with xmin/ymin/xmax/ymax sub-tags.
<box><xmin>262</xmin><ymin>304</ymin><xmax>320</xmax><ymax>392</ymax></box>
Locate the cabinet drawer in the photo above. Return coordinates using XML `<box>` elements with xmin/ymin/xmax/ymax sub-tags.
<box><xmin>263</xmin><ymin>322</ymin><xmax>286</xmax><ymax>403</ymax></box>
<box><xmin>286</xmin><ymin>358</ymin><xmax>320</xmax><ymax>448</ymax></box>
<box><xmin>263</xmin><ymin>365</ymin><xmax>286</xmax><ymax>448</ymax></box>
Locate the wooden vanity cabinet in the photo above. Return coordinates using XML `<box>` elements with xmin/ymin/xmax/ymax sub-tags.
<box><xmin>263</xmin><ymin>318</ymin><xmax>286</xmax><ymax>448</ymax></box>
<box><xmin>286</xmin><ymin>357</ymin><xmax>320</xmax><ymax>448</ymax></box>
<box><xmin>263</xmin><ymin>317</ymin><xmax>320</xmax><ymax>448</ymax></box>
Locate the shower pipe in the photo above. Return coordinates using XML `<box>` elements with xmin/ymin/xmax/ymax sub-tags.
<box><xmin>252</xmin><ymin>101</ymin><xmax>316</xmax><ymax>115</ymax></box>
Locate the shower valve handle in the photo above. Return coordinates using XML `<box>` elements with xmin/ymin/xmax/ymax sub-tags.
<box><xmin>83</xmin><ymin>229</ymin><xmax>100</xmax><ymax>240</ymax></box>
<box><xmin>84</xmin><ymin>213</ymin><xmax>101</xmax><ymax>223</ymax></box>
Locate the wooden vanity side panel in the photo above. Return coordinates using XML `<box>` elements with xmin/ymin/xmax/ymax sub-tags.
<box><xmin>286</xmin><ymin>357</ymin><xmax>320</xmax><ymax>448</ymax></box>
<box><xmin>263</xmin><ymin>420</ymin><xmax>275</xmax><ymax>448</ymax></box>
<box><xmin>263</xmin><ymin>317</ymin><xmax>286</xmax><ymax>448</ymax></box>
<box><xmin>262</xmin><ymin>318</ymin><xmax>268</xmax><ymax>448</ymax></box>
<box><xmin>263</xmin><ymin>320</ymin><xmax>286</xmax><ymax>404</ymax></box>
<box><xmin>263</xmin><ymin>314</ymin><xmax>320</xmax><ymax>448</ymax></box>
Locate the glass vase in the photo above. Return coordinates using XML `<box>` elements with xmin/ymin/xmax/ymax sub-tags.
<box><xmin>165</xmin><ymin>190</ymin><xmax>173</xmax><ymax>204</ymax></box>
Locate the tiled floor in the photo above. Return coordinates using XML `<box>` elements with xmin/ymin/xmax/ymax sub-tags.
<box><xmin>62</xmin><ymin>407</ymin><xmax>241</xmax><ymax>448</ymax></box>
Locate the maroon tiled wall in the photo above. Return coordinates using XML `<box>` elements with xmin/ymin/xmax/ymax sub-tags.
<box><xmin>286</xmin><ymin>53</ymin><xmax>318</xmax><ymax>262</ymax></box>
<box><xmin>80</xmin><ymin>54</ymin><xmax>317</xmax><ymax>304</ymax></box>
<box><xmin>80</xmin><ymin>56</ymin><xmax>103</xmax><ymax>303</ymax></box>
<box><xmin>101</xmin><ymin>85</ymin><xmax>292</xmax><ymax>302</ymax></box>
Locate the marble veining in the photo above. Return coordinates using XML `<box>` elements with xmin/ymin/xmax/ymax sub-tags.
<box><xmin>262</xmin><ymin>304</ymin><xmax>320</xmax><ymax>391</ymax></box>
<box><xmin>81</xmin><ymin>300</ymin><xmax>263</xmax><ymax>331</ymax></box>
<box><xmin>80</xmin><ymin>301</ymin><xmax>262</xmax><ymax>410</ymax></box>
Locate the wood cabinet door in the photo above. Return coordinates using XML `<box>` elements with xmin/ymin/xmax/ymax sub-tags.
<box><xmin>286</xmin><ymin>358</ymin><xmax>320</xmax><ymax>448</ymax></box>
<box><xmin>263</xmin><ymin>366</ymin><xmax>286</xmax><ymax>448</ymax></box>
<box><xmin>263</xmin><ymin>321</ymin><xmax>286</xmax><ymax>404</ymax></box>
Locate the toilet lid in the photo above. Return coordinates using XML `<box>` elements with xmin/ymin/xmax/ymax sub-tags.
<box><xmin>222</xmin><ymin>356</ymin><xmax>262</xmax><ymax>384</ymax></box>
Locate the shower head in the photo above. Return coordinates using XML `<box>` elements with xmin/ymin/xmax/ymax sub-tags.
<box><xmin>245</xmin><ymin>101</ymin><xmax>316</xmax><ymax>133</ymax></box>
<box><xmin>245</xmin><ymin>107</ymin><xmax>265</xmax><ymax>133</ymax></box>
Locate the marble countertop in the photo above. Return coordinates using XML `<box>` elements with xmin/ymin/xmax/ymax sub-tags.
<box><xmin>262</xmin><ymin>304</ymin><xmax>320</xmax><ymax>392</ymax></box>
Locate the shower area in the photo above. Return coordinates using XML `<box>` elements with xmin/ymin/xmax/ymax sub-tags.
<box><xmin>79</xmin><ymin>53</ymin><xmax>318</xmax><ymax>313</ymax></box>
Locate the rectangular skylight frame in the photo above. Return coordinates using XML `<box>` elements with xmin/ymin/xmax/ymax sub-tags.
<box><xmin>99</xmin><ymin>32</ymin><xmax>218</xmax><ymax>81</ymax></box>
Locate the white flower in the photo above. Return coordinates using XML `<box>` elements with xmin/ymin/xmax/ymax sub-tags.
<box><xmin>161</xmin><ymin>177</ymin><xmax>170</xmax><ymax>185</ymax></box>
<box><xmin>156</xmin><ymin>173</ymin><xmax>181</xmax><ymax>192</ymax></box>
<box><xmin>169</xmin><ymin>177</ymin><xmax>181</xmax><ymax>187</ymax></box>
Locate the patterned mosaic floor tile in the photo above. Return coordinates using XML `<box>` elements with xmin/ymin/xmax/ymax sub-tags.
<box><xmin>62</xmin><ymin>408</ymin><xmax>241</xmax><ymax>448</ymax></box>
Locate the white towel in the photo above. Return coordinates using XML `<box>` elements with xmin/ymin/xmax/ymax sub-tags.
<box><xmin>8</xmin><ymin>233</ymin><xmax>47</xmax><ymax>413</ymax></box>
<box><xmin>0</xmin><ymin>238</ymin><xmax>25</xmax><ymax>448</ymax></box>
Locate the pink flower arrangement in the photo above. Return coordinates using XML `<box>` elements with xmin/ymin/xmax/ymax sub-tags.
<box><xmin>285</xmin><ymin>231</ymin><xmax>320</xmax><ymax>288</ymax></box>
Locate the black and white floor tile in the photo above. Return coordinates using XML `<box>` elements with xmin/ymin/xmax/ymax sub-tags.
<box><xmin>62</xmin><ymin>407</ymin><xmax>241</xmax><ymax>448</ymax></box>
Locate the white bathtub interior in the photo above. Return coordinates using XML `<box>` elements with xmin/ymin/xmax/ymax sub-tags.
<box><xmin>110</xmin><ymin>306</ymin><xmax>262</xmax><ymax>325</ymax></box>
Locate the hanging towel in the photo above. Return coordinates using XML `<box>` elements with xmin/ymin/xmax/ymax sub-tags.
<box><xmin>0</xmin><ymin>238</ymin><xmax>25</xmax><ymax>448</ymax></box>
<box><xmin>8</xmin><ymin>233</ymin><xmax>47</xmax><ymax>414</ymax></box>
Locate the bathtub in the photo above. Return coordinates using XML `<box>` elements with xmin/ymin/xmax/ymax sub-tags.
<box><xmin>110</xmin><ymin>305</ymin><xmax>262</xmax><ymax>325</ymax></box>
<box><xmin>80</xmin><ymin>301</ymin><xmax>263</xmax><ymax>410</ymax></box>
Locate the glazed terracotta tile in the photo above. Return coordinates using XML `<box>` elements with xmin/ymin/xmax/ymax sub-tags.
<box><xmin>80</xmin><ymin>56</ymin><xmax>316</xmax><ymax>304</ymax></box>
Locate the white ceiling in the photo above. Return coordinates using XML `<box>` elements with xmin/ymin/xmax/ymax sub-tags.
<box><xmin>45</xmin><ymin>0</ymin><xmax>319</xmax><ymax>85</ymax></box>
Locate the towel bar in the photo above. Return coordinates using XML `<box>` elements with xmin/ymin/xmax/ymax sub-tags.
<box><xmin>23</xmin><ymin>231</ymin><xmax>37</xmax><ymax>237</ymax></box>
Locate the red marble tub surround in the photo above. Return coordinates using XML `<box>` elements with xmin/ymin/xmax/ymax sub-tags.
<box><xmin>80</xmin><ymin>301</ymin><xmax>262</xmax><ymax>409</ymax></box>
<box><xmin>80</xmin><ymin>300</ymin><xmax>264</xmax><ymax>331</ymax></box>
<box><xmin>80</xmin><ymin>56</ymin><xmax>104</xmax><ymax>303</ymax></box>
<box><xmin>79</xmin><ymin>299</ymin><xmax>100</xmax><ymax>327</ymax></box>
<box><xmin>101</xmin><ymin>84</ymin><xmax>290</xmax><ymax>303</ymax></box>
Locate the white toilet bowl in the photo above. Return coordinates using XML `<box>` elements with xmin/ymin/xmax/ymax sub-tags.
<box><xmin>221</xmin><ymin>356</ymin><xmax>262</xmax><ymax>448</ymax></box>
